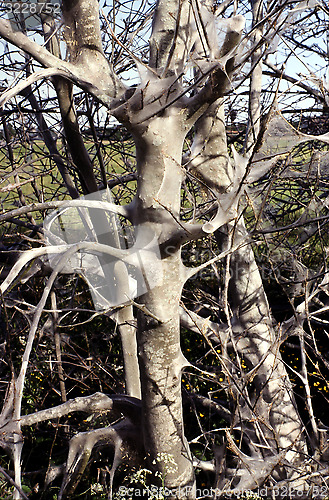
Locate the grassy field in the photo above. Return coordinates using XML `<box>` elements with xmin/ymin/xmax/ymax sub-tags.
<box><xmin>0</xmin><ymin>138</ymin><xmax>136</xmax><ymax>225</ymax></box>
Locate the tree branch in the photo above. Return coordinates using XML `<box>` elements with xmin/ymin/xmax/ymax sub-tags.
<box><xmin>180</xmin><ymin>306</ymin><xmax>227</xmax><ymax>345</ymax></box>
<box><xmin>0</xmin><ymin>199</ymin><xmax>131</xmax><ymax>224</ymax></box>
<box><xmin>0</xmin><ymin>68</ymin><xmax>69</xmax><ymax>108</ymax></box>
<box><xmin>0</xmin><ymin>19</ymin><xmax>73</xmax><ymax>71</ymax></box>
<box><xmin>264</xmin><ymin>59</ymin><xmax>324</xmax><ymax>103</ymax></box>
<box><xmin>20</xmin><ymin>393</ymin><xmax>141</xmax><ymax>427</ymax></box>
<box><xmin>0</xmin><ymin>18</ymin><xmax>124</xmax><ymax>105</ymax></box>
<box><xmin>149</xmin><ymin>0</ymin><xmax>193</xmax><ymax>75</ymax></box>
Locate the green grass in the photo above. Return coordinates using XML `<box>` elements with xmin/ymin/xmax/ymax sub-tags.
<box><xmin>0</xmin><ymin>139</ymin><xmax>136</xmax><ymax>227</ymax></box>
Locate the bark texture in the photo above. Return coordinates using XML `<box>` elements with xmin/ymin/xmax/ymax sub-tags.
<box><xmin>0</xmin><ymin>0</ymin><xmax>318</xmax><ymax>497</ymax></box>
<box><xmin>132</xmin><ymin>113</ymin><xmax>196</xmax><ymax>495</ymax></box>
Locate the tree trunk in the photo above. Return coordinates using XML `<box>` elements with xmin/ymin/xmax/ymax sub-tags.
<box><xmin>132</xmin><ymin>113</ymin><xmax>195</xmax><ymax>497</ymax></box>
<box><xmin>190</xmin><ymin>98</ymin><xmax>307</xmax><ymax>469</ymax></box>
<box><xmin>223</xmin><ymin>220</ymin><xmax>308</xmax><ymax>463</ymax></box>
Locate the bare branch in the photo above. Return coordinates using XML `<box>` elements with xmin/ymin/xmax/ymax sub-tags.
<box><xmin>0</xmin><ymin>199</ymin><xmax>130</xmax><ymax>224</ymax></box>
<box><xmin>20</xmin><ymin>393</ymin><xmax>141</xmax><ymax>427</ymax></box>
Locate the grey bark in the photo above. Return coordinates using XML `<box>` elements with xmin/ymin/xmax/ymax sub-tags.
<box><xmin>131</xmin><ymin>112</ymin><xmax>196</xmax><ymax>495</ymax></box>
<box><xmin>187</xmin><ymin>94</ymin><xmax>307</xmax><ymax>480</ymax></box>
<box><xmin>0</xmin><ymin>0</ymin><xmax>316</xmax><ymax>497</ymax></box>
<box><xmin>244</xmin><ymin>0</ymin><xmax>264</xmax><ymax>154</ymax></box>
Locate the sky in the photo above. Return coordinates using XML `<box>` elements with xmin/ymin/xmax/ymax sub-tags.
<box><xmin>0</xmin><ymin>0</ymin><xmax>327</xmax><ymax>128</ymax></box>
